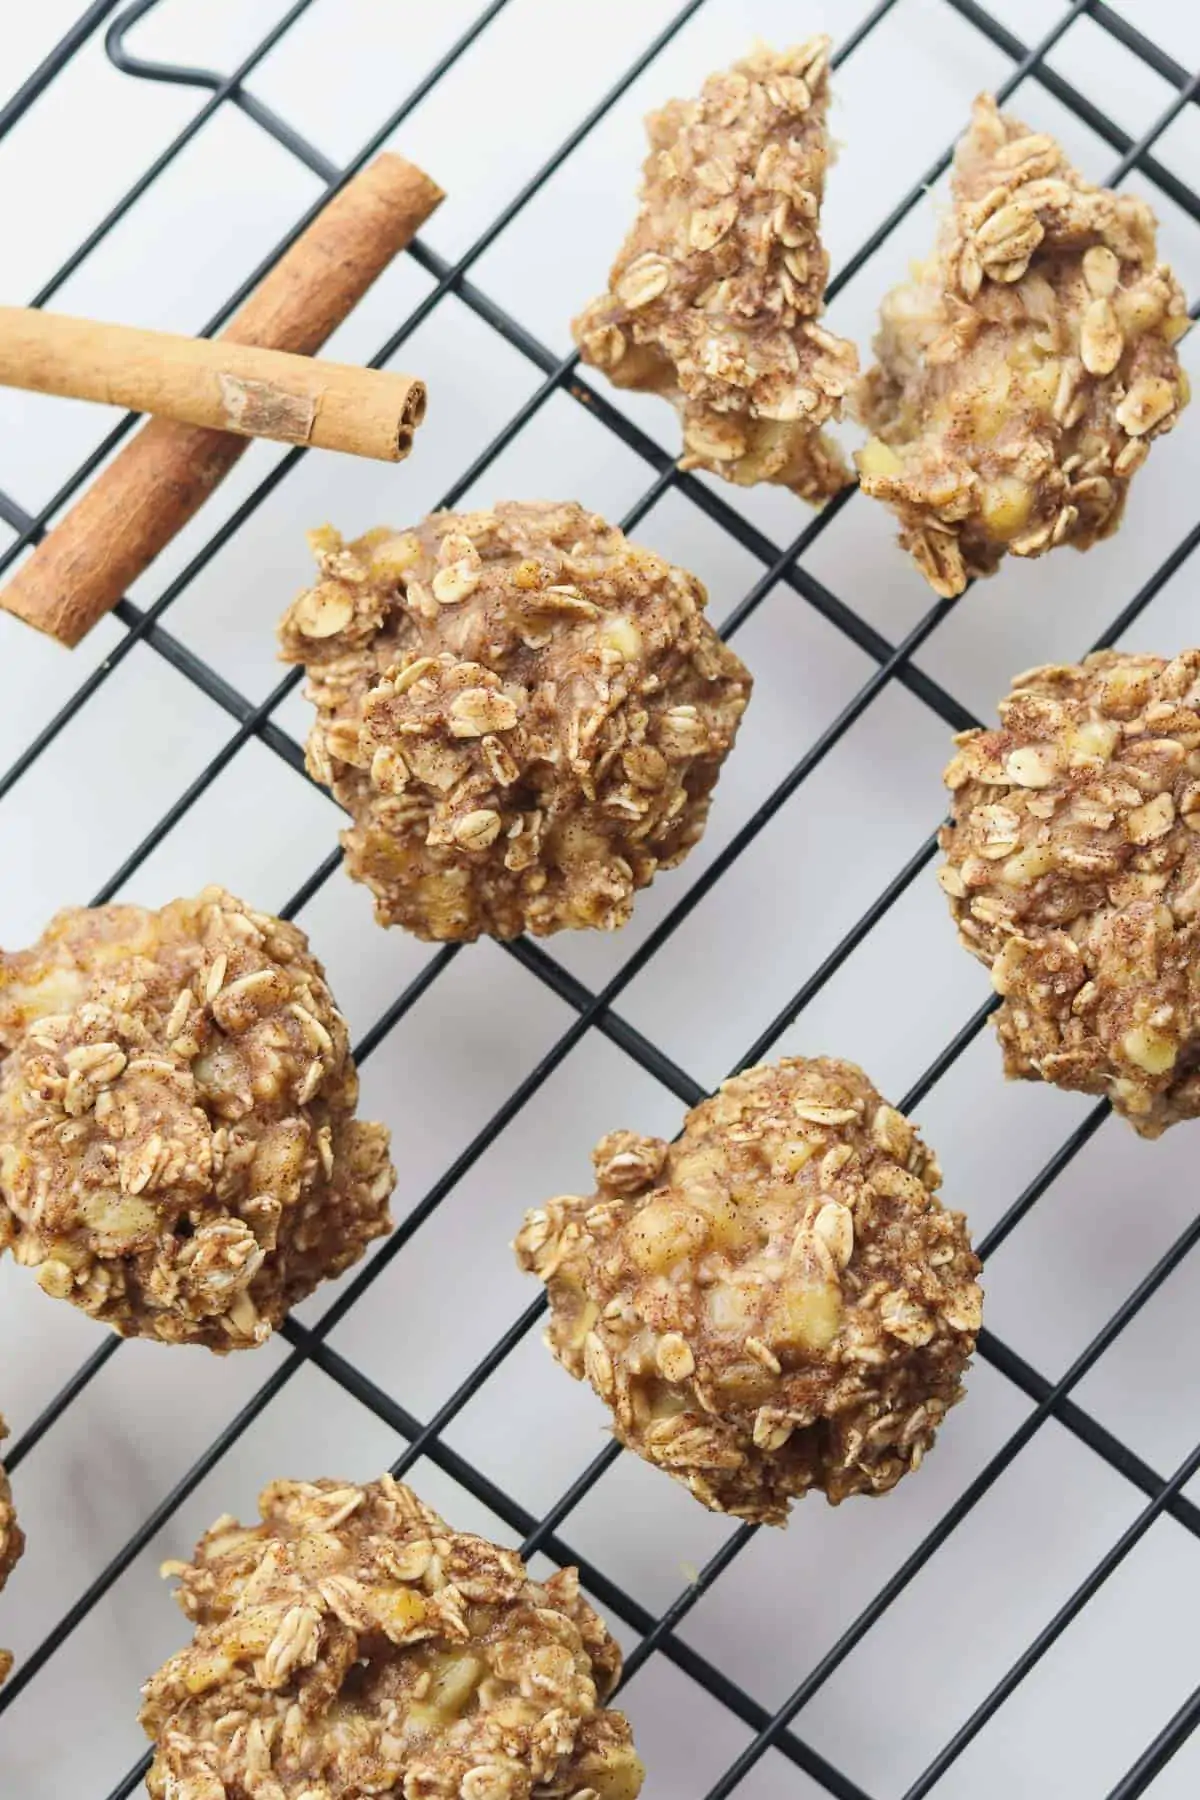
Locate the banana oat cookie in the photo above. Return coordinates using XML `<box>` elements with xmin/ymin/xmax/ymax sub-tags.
<box><xmin>142</xmin><ymin>1475</ymin><xmax>644</xmax><ymax>1800</ymax></box>
<box><xmin>856</xmin><ymin>94</ymin><xmax>1189</xmax><ymax>597</ymax></box>
<box><xmin>516</xmin><ymin>1057</ymin><xmax>981</xmax><ymax>1526</ymax></box>
<box><xmin>0</xmin><ymin>888</ymin><xmax>394</xmax><ymax>1348</ymax></box>
<box><xmin>941</xmin><ymin>649</ymin><xmax>1200</xmax><ymax>1135</ymax></box>
<box><xmin>572</xmin><ymin>38</ymin><xmax>857</xmax><ymax>500</ymax></box>
<box><xmin>280</xmin><ymin>501</ymin><xmax>751</xmax><ymax>942</ymax></box>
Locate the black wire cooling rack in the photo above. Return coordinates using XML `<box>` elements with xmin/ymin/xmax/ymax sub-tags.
<box><xmin>1</xmin><ymin>2</ymin><xmax>1199</xmax><ymax>1796</ymax></box>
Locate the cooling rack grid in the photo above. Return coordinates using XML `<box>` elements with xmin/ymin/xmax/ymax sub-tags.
<box><xmin>1</xmin><ymin>2</ymin><xmax>1200</xmax><ymax>1795</ymax></box>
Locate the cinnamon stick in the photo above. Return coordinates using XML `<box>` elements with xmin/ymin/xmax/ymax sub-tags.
<box><xmin>1</xmin><ymin>153</ymin><xmax>443</xmax><ymax>648</ymax></box>
<box><xmin>0</xmin><ymin>310</ymin><xmax>427</xmax><ymax>459</ymax></box>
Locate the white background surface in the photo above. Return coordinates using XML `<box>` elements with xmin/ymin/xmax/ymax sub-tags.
<box><xmin>1</xmin><ymin>1</ymin><xmax>1200</xmax><ymax>1796</ymax></box>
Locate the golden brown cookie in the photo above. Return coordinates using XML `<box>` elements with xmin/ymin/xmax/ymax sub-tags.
<box><xmin>856</xmin><ymin>94</ymin><xmax>1189</xmax><ymax>596</ymax></box>
<box><xmin>516</xmin><ymin>1057</ymin><xmax>981</xmax><ymax>1525</ymax></box>
<box><xmin>941</xmin><ymin>649</ymin><xmax>1200</xmax><ymax>1134</ymax></box>
<box><xmin>142</xmin><ymin>1475</ymin><xmax>644</xmax><ymax>1800</ymax></box>
<box><xmin>0</xmin><ymin>888</ymin><xmax>394</xmax><ymax>1347</ymax></box>
<box><xmin>573</xmin><ymin>38</ymin><xmax>857</xmax><ymax>499</ymax></box>
<box><xmin>280</xmin><ymin>502</ymin><xmax>751</xmax><ymax>942</ymax></box>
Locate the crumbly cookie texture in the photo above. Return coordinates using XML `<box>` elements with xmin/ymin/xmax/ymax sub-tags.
<box><xmin>0</xmin><ymin>888</ymin><xmax>394</xmax><ymax>1348</ymax></box>
<box><xmin>0</xmin><ymin>1416</ymin><xmax>23</xmax><ymax>1685</ymax></box>
<box><xmin>856</xmin><ymin>93</ymin><xmax>1190</xmax><ymax>597</ymax></box>
<box><xmin>141</xmin><ymin>1475</ymin><xmax>644</xmax><ymax>1800</ymax></box>
<box><xmin>941</xmin><ymin>649</ymin><xmax>1200</xmax><ymax>1135</ymax></box>
<box><xmin>279</xmin><ymin>502</ymin><xmax>751</xmax><ymax>943</ymax></box>
<box><xmin>515</xmin><ymin>1058</ymin><xmax>981</xmax><ymax>1526</ymax></box>
<box><xmin>572</xmin><ymin>38</ymin><xmax>857</xmax><ymax>500</ymax></box>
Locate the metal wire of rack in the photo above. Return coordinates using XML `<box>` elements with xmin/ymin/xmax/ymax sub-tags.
<box><xmin>0</xmin><ymin>2</ymin><xmax>1199</xmax><ymax>1796</ymax></box>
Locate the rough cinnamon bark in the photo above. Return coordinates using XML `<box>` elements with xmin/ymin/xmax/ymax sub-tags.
<box><xmin>1</xmin><ymin>153</ymin><xmax>443</xmax><ymax>646</ymax></box>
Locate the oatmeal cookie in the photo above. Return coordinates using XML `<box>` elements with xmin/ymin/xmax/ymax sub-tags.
<box><xmin>941</xmin><ymin>649</ymin><xmax>1200</xmax><ymax>1134</ymax></box>
<box><xmin>142</xmin><ymin>1475</ymin><xmax>644</xmax><ymax>1800</ymax></box>
<box><xmin>516</xmin><ymin>1057</ymin><xmax>981</xmax><ymax>1525</ymax></box>
<box><xmin>0</xmin><ymin>888</ymin><xmax>394</xmax><ymax>1348</ymax></box>
<box><xmin>856</xmin><ymin>93</ymin><xmax>1189</xmax><ymax>596</ymax></box>
<box><xmin>0</xmin><ymin>1417</ymin><xmax>22</xmax><ymax>1685</ymax></box>
<box><xmin>279</xmin><ymin>502</ymin><xmax>751</xmax><ymax>942</ymax></box>
<box><xmin>572</xmin><ymin>38</ymin><xmax>857</xmax><ymax>499</ymax></box>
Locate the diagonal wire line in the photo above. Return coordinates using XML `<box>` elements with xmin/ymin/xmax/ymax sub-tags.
<box><xmin>0</xmin><ymin>1343</ymin><xmax>309</xmax><ymax>1712</ymax></box>
<box><xmin>900</xmin><ymin>1429</ymin><xmax>1200</xmax><ymax>1796</ymax></box>
<box><xmin>0</xmin><ymin>497</ymin><xmax>713</xmax><ymax>1118</ymax></box>
<box><xmin>71</xmin><ymin>1205</ymin><xmax>872</xmax><ymax>1800</ymax></box>
<box><xmin>1090</xmin><ymin>0</ymin><xmax>1200</xmax><ymax>91</ymax></box>
<box><xmin>0</xmin><ymin>0</ymin><xmax>522</xmax><ymax>804</ymax></box>
<box><xmin>521</xmin><ymin>1011</ymin><xmax>1178</xmax><ymax>1748</ymax></box>
<box><xmin>1104</xmin><ymin>65</ymin><xmax>1200</xmax><ymax>185</ymax></box>
<box><xmin>1105</xmin><ymin>1679</ymin><xmax>1200</xmax><ymax>1799</ymax></box>
<box><xmin>193</xmin><ymin>1229</ymin><xmax>1200</xmax><ymax>1800</ymax></box>
<box><xmin>2</xmin><ymin>1336</ymin><xmax>123</xmax><ymax>1472</ymax></box>
<box><xmin>973</xmin><ymin>1330</ymin><xmax>1200</xmax><ymax>1540</ymax></box>
<box><xmin>0</xmin><ymin>608</ymin><xmax>981</xmax><ymax>1735</ymax></box>
<box><xmin>40</xmin><ymin>6</ymin><xmax>1192</xmax><ymax>882</ymax></box>
<box><xmin>504</xmin><ymin>937</ymin><xmax>706</xmax><ymax>1105</ymax></box>
<box><xmin>0</xmin><ymin>0</ymin><xmax>788</xmax><ymax>1699</ymax></box>
<box><xmin>3</xmin><ymin>0</ymin><xmax>1192</xmax><ymax>818</ymax></box>
<box><xmin>144</xmin><ymin>1117</ymin><xmax>1200</xmax><ymax>1800</ymax></box>
<box><xmin>27</xmin><ymin>0</ymin><xmax>323</xmax><ymax>308</ymax></box>
<box><xmin>0</xmin><ymin>0</ymin><xmax>124</xmax><ymax>141</ymax></box>
<box><xmin>655</xmin><ymin>516</ymin><xmax>1200</xmax><ymax>1800</ymax></box>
